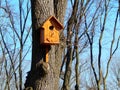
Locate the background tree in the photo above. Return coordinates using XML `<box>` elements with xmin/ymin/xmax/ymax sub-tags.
<box><xmin>85</xmin><ymin>0</ymin><xmax>120</xmax><ymax>90</ymax></box>
<box><xmin>108</xmin><ymin>57</ymin><xmax>120</xmax><ymax>90</ymax></box>
<box><xmin>0</xmin><ymin>0</ymin><xmax>31</xmax><ymax>90</ymax></box>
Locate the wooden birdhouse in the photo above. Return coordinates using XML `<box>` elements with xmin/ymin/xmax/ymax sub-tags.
<box><xmin>40</xmin><ymin>16</ymin><xmax>63</xmax><ymax>45</ymax></box>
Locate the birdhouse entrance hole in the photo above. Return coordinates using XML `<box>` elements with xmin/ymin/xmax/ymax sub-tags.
<box><xmin>49</xmin><ymin>26</ymin><xmax>54</xmax><ymax>30</ymax></box>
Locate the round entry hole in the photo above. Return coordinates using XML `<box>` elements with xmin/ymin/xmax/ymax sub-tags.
<box><xmin>49</xmin><ymin>26</ymin><xmax>54</xmax><ymax>30</ymax></box>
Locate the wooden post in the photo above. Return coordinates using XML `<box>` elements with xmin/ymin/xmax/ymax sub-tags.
<box><xmin>45</xmin><ymin>46</ymin><xmax>49</xmax><ymax>63</ymax></box>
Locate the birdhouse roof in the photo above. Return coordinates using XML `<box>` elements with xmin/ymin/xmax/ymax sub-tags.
<box><xmin>43</xmin><ymin>16</ymin><xmax>64</xmax><ymax>30</ymax></box>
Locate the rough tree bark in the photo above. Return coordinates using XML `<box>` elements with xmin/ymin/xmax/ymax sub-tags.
<box><xmin>24</xmin><ymin>0</ymin><xmax>67</xmax><ymax>90</ymax></box>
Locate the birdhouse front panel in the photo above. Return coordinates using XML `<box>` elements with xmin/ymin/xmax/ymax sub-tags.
<box><xmin>40</xmin><ymin>16</ymin><xmax>63</xmax><ymax>45</ymax></box>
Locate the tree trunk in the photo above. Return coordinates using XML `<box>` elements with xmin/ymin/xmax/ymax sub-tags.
<box><xmin>24</xmin><ymin>0</ymin><xmax>67</xmax><ymax>90</ymax></box>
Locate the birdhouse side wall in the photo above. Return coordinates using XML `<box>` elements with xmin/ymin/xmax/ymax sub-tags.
<box><xmin>40</xmin><ymin>29</ymin><xmax>44</xmax><ymax>44</ymax></box>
